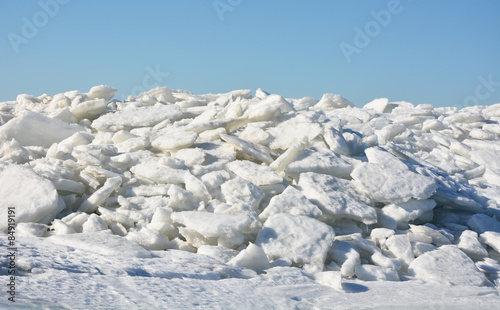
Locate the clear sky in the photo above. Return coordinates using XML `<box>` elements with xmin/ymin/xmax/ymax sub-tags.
<box><xmin>1</xmin><ymin>0</ymin><xmax>499</xmax><ymax>108</ymax></box>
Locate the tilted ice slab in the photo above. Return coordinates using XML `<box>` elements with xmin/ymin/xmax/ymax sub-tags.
<box><xmin>226</xmin><ymin>160</ymin><xmax>283</xmax><ymax>186</ymax></box>
<box><xmin>408</xmin><ymin>245</ymin><xmax>490</xmax><ymax>286</ymax></box>
<box><xmin>171</xmin><ymin>210</ymin><xmax>261</xmax><ymax>244</ymax></box>
<box><xmin>92</xmin><ymin>103</ymin><xmax>182</xmax><ymax>131</ymax></box>
<box><xmin>0</xmin><ymin>165</ymin><xmax>61</xmax><ymax>231</ymax></box>
<box><xmin>256</xmin><ymin>213</ymin><xmax>335</xmax><ymax>268</ymax></box>
<box><xmin>351</xmin><ymin>147</ymin><xmax>438</xmax><ymax>204</ymax></box>
<box><xmin>285</xmin><ymin>147</ymin><xmax>354</xmax><ymax>178</ymax></box>
<box><xmin>259</xmin><ymin>186</ymin><xmax>323</xmax><ymax>221</ymax></box>
<box><xmin>298</xmin><ymin>172</ymin><xmax>377</xmax><ymax>224</ymax></box>
<box><xmin>0</xmin><ymin>111</ymin><xmax>85</xmax><ymax>147</ymax></box>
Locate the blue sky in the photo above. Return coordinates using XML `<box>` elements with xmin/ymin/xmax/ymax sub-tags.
<box><xmin>1</xmin><ymin>0</ymin><xmax>499</xmax><ymax>107</ymax></box>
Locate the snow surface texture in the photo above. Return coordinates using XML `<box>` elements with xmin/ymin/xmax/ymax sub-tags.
<box><xmin>1</xmin><ymin>86</ymin><xmax>500</xmax><ymax>309</ymax></box>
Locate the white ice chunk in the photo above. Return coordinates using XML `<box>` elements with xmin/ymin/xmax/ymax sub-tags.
<box><xmin>370</xmin><ymin>251</ymin><xmax>401</xmax><ymax>271</ymax></box>
<box><xmin>286</xmin><ymin>147</ymin><xmax>353</xmax><ymax>178</ymax></box>
<box><xmin>70</xmin><ymin>98</ymin><xmax>107</xmax><ymax>121</ymax></box>
<box><xmin>329</xmin><ymin>240</ymin><xmax>361</xmax><ymax>277</ymax></box>
<box><xmin>259</xmin><ymin>186</ymin><xmax>322</xmax><ymax>221</ymax></box>
<box><xmin>323</xmin><ymin>126</ymin><xmax>350</xmax><ymax>156</ymax></box>
<box><xmin>243</xmin><ymin>94</ymin><xmax>293</xmax><ymax>122</ymax></box>
<box><xmin>269</xmin><ymin>140</ymin><xmax>307</xmax><ymax>173</ymax></box>
<box><xmin>0</xmin><ymin>165</ymin><xmax>60</xmax><ymax>231</ymax></box>
<box><xmin>87</xmin><ymin>85</ymin><xmax>117</xmax><ymax>101</ymax></box>
<box><xmin>354</xmin><ymin>264</ymin><xmax>399</xmax><ymax>281</ymax></box>
<box><xmin>0</xmin><ymin>139</ymin><xmax>30</xmax><ymax>164</ymax></box>
<box><xmin>97</xmin><ymin>207</ymin><xmax>134</xmax><ymax>229</ymax></box>
<box><xmin>409</xmin><ymin>225</ymin><xmax>452</xmax><ymax>246</ymax></box>
<box><xmin>92</xmin><ymin>104</ymin><xmax>182</xmax><ymax>131</ymax></box>
<box><xmin>408</xmin><ymin>245</ymin><xmax>489</xmax><ymax>286</ymax></box>
<box><xmin>126</xmin><ymin>227</ymin><xmax>170</xmax><ymax>250</ymax></box>
<box><xmin>422</xmin><ymin>119</ymin><xmax>447</xmax><ymax>132</ymax></box>
<box><xmin>173</xmin><ymin>148</ymin><xmax>206</xmax><ymax>166</ymax></box>
<box><xmin>64</xmin><ymin>212</ymin><xmax>90</xmax><ymax>233</ymax></box>
<box><xmin>298</xmin><ymin>172</ymin><xmax>377</xmax><ymax>224</ymax></box>
<box><xmin>138</xmin><ymin>86</ymin><xmax>176</xmax><ymax>104</ymax></box>
<box><xmin>467</xmin><ymin>214</ymin><xmax>500</xmax><ymax>234</ymax></box>
<box><xmin>0</xmin><ymin>111</ymin><xmax>85</xmax><ymax>147</ymax></box>
<box><xmin>184</xmin><ymin>172</ymin><xmax>211</xmax><ymax>202</ymax></box>
<box><xmin>315</xmin><ymin>93</ymin><xmax>354</xmax><ymax>110</ymax></box>
<box><xmin>227</xmin><ymin>243</ymin><xmax>271</xmax><ymax>273</ymax></box>
<box><xmin>171</xmin><ymin>210</ymin><xmax>261</xmax><ymax>245</ymax></box>
<box><xmin>167</xmin><ymin>185</ymin><xmax>198</xmax><ymax>211</ymax></box>
<box><xmin>480</xmin><ymin>231</ymin><xmax>500</xmax><ymax>253</ymax></box>
<box><xmin>221</xmin><ymin>177</ymin><xmax>264</xmax><ymax>210</ymax></box>
<box><xmin>484</xmin><ymin>168</ymin><xmax>500</xmax><ymax>187</ymax></box>
<box><xmin>238</xmin><ymin>125</ymin><xmax>271</xmax><ymax>145</ymax></box>
<box><xmin>483</xmin><ymin>123</ymin><xmax>500</xmax><ymax>135</ymax></box>
<box><xmin>470</xmin><ymin>150</ymin><xmax>500</xmax><ymax>172</ymax></box>
<box><xmin>226</xmin><ymin>160</ymin><xmax>283</xmax><ymax>186</ymax></box>
<box><xmin>363</xmin><ymin>98</ymin><xmax>390</xmax><ymax>113</ymax></box>
<box><xmin>220</xmin><ymin>134</ymin><xmax>273</xmax><ymax>164</ymax></box>
<box><xmin>469</xmin><ymin>128</ymin><xmax>497</xmax><ymax>140</ymax></box>
<box><xmin>79</xmin><ymin>176</ymin><xmax>122</xmax><ymax>213</ymax></box>
<box><xmin>130</xmin><ymin>162</ymin><xmax>186</xmax><ymax>184</ymax></box>
<box><xmin>125</xmin><ymin>185</ymin><xmax>169</xmax><ymax>197</ymax></box>
<box><xmin>267</xmin><ymin>117</ymin><xmax>322</xmax><ymax>150</ymax></box>
<box><xmin>81</xmin><ymin>213</ymin><xmax>108</xmax><ymax>233</ymax></box>
<box><xmin>114</xmin><ymin>136</ymin><xmax>150</xmax><ymax>153</ymax></box>
<box><xmin>200</xmin><ymin>170</ymin><xmax>230</xmax><ymax>190</ymax></box>
<box><xmin>458</xmin><ymin>230</ymin><xmax>489</xmax><ymax>260</ymax></box>
<box><xmin>370</xmin><ymin>228</ymin><xmax>395</xmax><ymax>248</ymax></box>
<box><xmin>411</xmin><ymin>242</ymin><xmax>436</xmax><ymax>257</ymax></box>
<box><xmin>385</xmin><ymin>234</ymin><xmax>414</xmax><ymax>272</ymax></box>
<box><xmin>50</xmin><ymin>107</ymin><xmax>77</xmax><ymax>123</ymax></box>
<box><xmin>398</xmin><ymin>199</ymin><xmax>437</xmax><ymax>220</ymax></box>
<box><xmin>351</xmin><ymin>147</ymin><xmax>437</xmax><ymax>204</ymax></box>
<box><xmin>152</xmin><ymin>128</ymin><xmax>197</xmax><ymax>152</ymax></box>
<box><xmin>51</xmin><ymin>219</ymin><xmax>76</xmax><ymax>235</ymax></box>
<box><xmin>256</xmin><ymin>214</ymin><xmax>335</xmax><ymax>268</ymax></box>
<box><xmin>379</xmin><ymin>199</ymin><xmax>437</xmax><ymax>229</ymax></box>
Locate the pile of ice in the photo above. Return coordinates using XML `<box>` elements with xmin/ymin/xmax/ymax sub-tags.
<box><xmin>1</xmin><ymin>85</ymin><xmax>500</xmax><ymax>288</ymax></box>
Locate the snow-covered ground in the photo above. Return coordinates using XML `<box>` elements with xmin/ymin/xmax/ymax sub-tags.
<box><xmin>1</xmin><ymin>86</ymin><xmax>500</xmax><ymax>309</ymax></box>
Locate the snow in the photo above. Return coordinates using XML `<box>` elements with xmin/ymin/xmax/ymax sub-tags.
<box><xmin>2</xmin><ymin>85</ymin><xmax>500</xmax><ymax>308</ymax></box>
<box><xmin>47</xmin><ymin>230</ymin><xmax>152</xmax><ymax>258</ymax></box>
